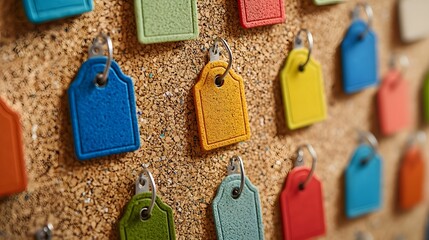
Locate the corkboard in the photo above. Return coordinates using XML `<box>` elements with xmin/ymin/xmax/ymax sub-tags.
<box><xmin>1</xmin><ymin>0</ymin><xmax>429</xmax><ymax>239</ymax></box>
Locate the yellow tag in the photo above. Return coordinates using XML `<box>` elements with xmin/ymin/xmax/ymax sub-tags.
<box><xmin>193</xmin><ymin>60</ymin><xmax>251</xmax><ymax>151</ymax></box>
<box><xmin>280</xmin><ymin>48</ymin><xmax>327</xmax><ymax>129</ymax></box>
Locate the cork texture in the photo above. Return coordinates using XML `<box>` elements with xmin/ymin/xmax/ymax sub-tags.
<box><xmin>0</xmin><ymin>0</ymin><xmax>429</xmax><ymax>239</ymax></box>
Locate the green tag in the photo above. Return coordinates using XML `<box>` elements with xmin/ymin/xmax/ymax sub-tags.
<box><xmin>423</xmin><ymin>73</ymin><xmax>429</xmax><ymax>123</ymax></box>
<box><xmin>134</xmin><ymin>0</ymin><xmax>199</xmax><ymax>44</ymax></box>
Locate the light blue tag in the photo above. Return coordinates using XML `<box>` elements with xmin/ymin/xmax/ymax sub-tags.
<box><xmin>345</xmin><ymin>144</ymin><xmax>382</xmax><ymax>218</ymax></box>
<box><xmin>23</xmin><ymin>0</ymin><xmax>93</xmax><ymax>23</ymax></box>
<box><xmin>212</xmin><ymin>175</ymin><xmax>264</xmax><ymax>240</ymax></box>
<box><xmin>341</xmin><ymin>20</ymin><xmax>379</xmax><ymax>94</ymax></box>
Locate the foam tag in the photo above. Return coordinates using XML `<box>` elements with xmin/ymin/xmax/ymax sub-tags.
<box><xmin>399</xmin><ymin>0</ymin><xmax>429</xmax><ymax>42</ymax></box>
<box><xmin>399</xmin><ymin>146</ymin><xmax>424</xmax><ymax>210</ymax></box>
<box><xmin>193</xmin><ymin>61</ymin><xmax>251</xmax><ymax>151</ymax></box>
<box><xmin>345</xmin><ymin>144</ymin><xmax>382</xmax><ymax>218</ymax></box>
<box><xmin>213</xmin><ymin>175</ymin><xmax>264</xmax><ymax>240</ymax></box>
<box><xmin>68</xmin><ymin>57</ymin><xmax>140</xmax><ymax>160</ymax></box>
<box><xmin>377</xmin><ymin>70</ymin><xmax>410</xmax><ymax>135</ymax></box>
<box><xmin>134</xmin><ymin>0</ymin><xmax>199</xmax><ymax>44</ymax></box>
<box><xmin>280</xmin><ymin>48</ymin><xmax>327</xmax><ymax>130</ymax></box>
<box><xmin>313</xmin><ymin>0</ymin><xmax>344</xmax><ymax>5</ymax></box>
<box><xmin>0</xmin><ymin>98</ymin><xmax>27</xmax><ymax>196</ymax></box>
<box><xmin>280</xmin><ymin>167</ymin><xmax>326</xmax><ymax>240</ymax></box>
<box><xmin>23</xmin><ymin>0</ymin><xmax>93</xmax><ymax>24</ymax></box>
<box><xmin>237</xmin><ymin>0</ymin><xmax>285</xmax><ymax>28</ymax></box>
<box><xmin>119</xmin><ymin>192</ymin><xmax>176</xmax><ymax>240</ymax></box>
<box><xmin>341</xmin><ymin>20</ymin><xmax>379</xmax><ymax>94</ymax></box>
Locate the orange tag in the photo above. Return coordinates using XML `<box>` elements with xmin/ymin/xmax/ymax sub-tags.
<box><xmin>0</xmin><ymin>98</ymin><xmax>27</xmax><ymax>196</ymax></box>
<box><xmin>193</xmin><ymin>60</ymin><xmax>251</xmax><ymax>151</ymax></box>
<box><xmin>399</xmin><ymin>146</ymin><xmax>424</xmax><ymax>210</ymax></box>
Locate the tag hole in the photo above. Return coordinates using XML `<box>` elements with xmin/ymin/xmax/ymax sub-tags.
<box><xmin>95</xmin><ymin>73</ymin><xmax>107</xmax><ymax>87</ymax></box>
<box><xmin>139</xmin><ymin>178</ymin><xmax>146</xmax><ymax>187</ymax></box>
<box><xmin>298</xmin><ymin>65</ymin><xmax>305</xmax><ymax>72</ymax></box>
<box><xmin>231</xmin><ymin>187</ymin><xmax>240</xmax><ymax>199</ymax></box>
<box><xmin>230</xmin><ymin>165</ymin><xmax>236</xmax><ymax>171</ymax></box>
<box><xmin>298</xmin><ymin>183</ymin><xmax>305</xmax><ymax>191</ymax></box>
<box><xmin>215</xmin><ymin>75</ymin><xmax>224</xmax><ymax>87</ymax></box>
<box><xmin>140</xmin><ymin>207</ymin><xmax>151</xmax><ymax>221</ymax></box>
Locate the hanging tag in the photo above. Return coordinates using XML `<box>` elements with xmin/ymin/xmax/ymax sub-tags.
<box><xmin>280</xmin><ymin>144</ymin><xmax>326</xmax><ymax>240</ymax></box>
<box><xmin>23</xmin><ymin>0</ymin><xmax>93</xmax><ymax>24</ymax></box>
<box><xmin>193</xmin><ymin>38</ymin><xmax>251</xmax><ymax>151</ymax></box>
<box><xmin>213</xmin><ymin>156</ymin><xmax>264</xmax><ymax>240</ymax></box>
<box><xmin>399</xmin><ymin>0</ymin><xmax>429</xmax><ymax>42</ymax></box>
<box><xmin>399</xmin><ymin>135</ymin><xmax>425</xmax><ymax>210</ymax></box>
<box><xmin>237</xmin><ymin>0</ymin><xmax>285</xmax><ymax>28</ymax></box>
<box><xmin>0</xmin><ymin>98</ymin><xmax>27</xmax><ymax>196</ymax></box>
<box><xmin>423</xmin><ymin>73</ymin><xmax>429</xmax><ymax>123</ymax></box>
<box><xmin>134</xmin><ymin>0</ymin><xmax>198</xmax><ymax>44</ymax></box>
<box><xmin>119</xmin><ymin>168</ymin><xmax>176</xmax><ymax>240</ymax></box>
<box><xmin>345</xmin><ymin>132</ymin><xmax>382</xmax><ymax>218</ymax></box>
<box><xmin>341</xmin><ymin>4</ymin><xmax>379</xmax><ymax>94</ymax></box>
<box><xmin>68</xmin><ymin>34</ymin><xmax>140</xmax><ymax>160</ymax></box>
<box><xmin>377</xmin><ymin>67</ymin><xmax>410</xmax><ymax>135</ymax></box>
<box><xmin>280</xmin><ymin>29</ymin><xmax>327</xmax><ymax>130</ymax></box>
<box><xmin>313</xmin><ymin>0</ymin><xmax>344</xmax><ymax>5</ymax></box>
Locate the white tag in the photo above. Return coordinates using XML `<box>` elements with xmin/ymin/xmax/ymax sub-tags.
<box><xmin>399</xmin><ymin>0</ymin><xmax>429</xmax><ymax>42</ymax></box>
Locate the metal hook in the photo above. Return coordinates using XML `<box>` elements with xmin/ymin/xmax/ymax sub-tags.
<box><xmin>88</xmin><ymin>33</ymin><xmax>113</xmax><ymax>87</ymax></box>
<box><xmin>357</xmin><ymin>130</ymin><xmax>378</xmax><ymax>165</ymax></box>
<box><xmin>406</xmin><ymin>131</ymin><xmax>426</xmax><ymax>147</ymax></box>
<box><xmin>294</xmin><ymin>29</ymin><xmax>313</xmax><ymax>72</ymax></box>
<box><xmin>294</xmin><ymin>144</ymin><xmax>317</xmax><ymax>190</ymax></box>
<box><xmin>389</xmin><ymin>54</ymin><xmax>409</xmax><ymax>75</ymax></box>
<box><xmin>136</xmin><ymin>165</ymin><xmax>157</xmax><ymax>221</ymax></box>
<box><xmin>209</xmin><ymin>37</ymin><xmax>233</xmax><ymax>87</ymax></box>
<box><xmin>227</xmin><ymin>155</ymin><xmax>245</xmax><ymax>199</ymax></box>
<box><xmin>35</xmin><ymin>223</ymin><xmax>53</xmax><ymax>240</ymax></box>
<box><xmin>352</xmin><ymin>3</ymin><xmax>374</xmax><ymax>40</ymax></box>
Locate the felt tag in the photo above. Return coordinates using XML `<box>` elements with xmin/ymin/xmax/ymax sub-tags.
<box><xmin>399</xmin><ymin>0</ymin><xmax>429</xmax><ymax>42</ymax></box>
<box><xmin>280</xmin><ymin>167</ymin><xmax>326</xmax><ymax>240</ymax></box>
<box><xmin>280</xmin><ymin>48</ymin><xmax>327</xmax><ymax>130</ymax></box>
<box><xmin>134</xmin><ymin>0</ymin><xmax>199</xmax><ymax>44</ymax></box>
<box><xmin>237</xmin><ymin>0</ymin><xmax>285</xmax><ymax>28</ymax></box>
<box><xmin>193</xmin><ymin>61</ymin><xmax>251</xmax><ymax>151</ymax></box>
<box><xmin>313</xmin><ymin>0</ymin><xmax>344</xmax><ymax>5</ymax></box>
<box><xmin>119</xmin><ymin>192</ymin><xmax>176</xmax><ymax>240</ymax></box>
<box><xmin>0</xmin><ymin>99</ymin><xmax>27</xmax><ymax>196</ymax></box>
<box><xmin>23</xmin><ymin>0</ymin><xmax>93</xmax><ymax>24</ymax></box>
<box><xmin>68</xmin><ymin>57</ymin><xmax>140</xmax><ymax>160</ymax></box>
<box><xmin>377</xmin><ymin>70</ymin><xmax>410</xmax><ymax>135</ymax></box>
<box><xmin>399</xmin><ymin>146</ymin><xmax>424</xmax><ymax>210</ymax></box>
<box><xmin>213</xmin><ymin>175</ymin><xmax>264</xmax><ymax>240</ymax></box>
<box><xmin>345</xmin><ymin>144</ymin><xmax>382</xmax><ymax>218</ymax></box>
<box><xmin>423</xmin><ymin>73</ymin><xmax>429</xmax><ymax>123</ymax></box>
<box><xmin>341</xmin><ymin>20</ymin><xmax>379</xmax><ymax>94</ymax></box>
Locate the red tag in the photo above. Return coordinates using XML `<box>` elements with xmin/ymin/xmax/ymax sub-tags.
<box><xmin>237</xmin><ymin>0</ymin><xmax>285</xmax><ymax>28</ymax></box>
<box><xmin>399</xmin><ymin>146</ymin><xmax>424</xmax><ymax>210</ymax></box>
<box><xmin>280</xmin><ymin>167</ymin><xmax>326</xmax><ymax>240</ymax></box>
<box><xmin>0</xmin><ymin>98</ymin><xmax>27</xmax><ymax>196</ymax></box>
<box><xmin>377</xmin><ymin>70</ymin><xmax>410</xmax><ymax>135</ymax></box>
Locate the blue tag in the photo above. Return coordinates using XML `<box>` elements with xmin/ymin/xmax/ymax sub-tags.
<box><xmin>68</xmin><ymin>57</ymin><xmax>140</xmax><ymax>160</ymax></box>
<box><xmin>341</xmin><ymin>20</ymin><xmax>379</xmax><ymax>94</ymax></box>
<box><xmin>212</xmin><ymin>175</ymin><xmax>264</xmax><ymax>240</ymax></box>
<box><xmin>23</xmin><ymin>0</ymin><xmax>93</xmax><ymax>23</ymax></box>
<box><xmin>345</xmin><ymin>144</ymin><xmax>382</xmax><ymax>218</ymax></box>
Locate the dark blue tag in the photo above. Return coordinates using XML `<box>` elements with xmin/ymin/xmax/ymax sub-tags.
<box><xmin>341</xmin><ymin>20</ymin><xmax>379</xmax><ymax>94</ymax></box>
<box><xmin>345</xmin><ymin>144</ymin><xmax>382</xmax><ymax>218</ymax></box>
<box><xmin>68</xmin><ymin>57</ymin><xmax>140</xmax><ymax>160</ymax></box>
<box><xmin>23</xmin><ymin>0</ymin><xmax>93</xmax><ymax>23</ymax></box>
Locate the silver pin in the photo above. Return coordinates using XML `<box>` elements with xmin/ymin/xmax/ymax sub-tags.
<box><xmin>136</xmin><ymin>165</ymin><xmax>156</xmax><ymax>221</ymax></box>
<box><xmin>294</xmin><ymin>144</ymin><xmax>318</xmax><ymax>190</ymax></box>
<box><xmin>294</xmin><ymin>29</ymin><xmax>314</xmax><ymax>72</ymax></box>
<box><xmin>227</xmin><ymin>156</ymin><xmax>245</xmax><ymax>199</ymax></box>
<box><xmin>352</xmin><ymin>3</ymin><xmax>374</xmax><ymax>40</ymax></box>
<box><xmin>35</xmin><ymin>224</ymin><xmax>53</xmax><ymax>240</ymax></box>
<box><xmin>209</xmin><ymin>37</ymin><xmax>233</xmax><ymax>87</ymax></box>
<box><xmin>88</xmin><ymin>33</ymin><xmax>113</xmax><ymax>87</ymax></box>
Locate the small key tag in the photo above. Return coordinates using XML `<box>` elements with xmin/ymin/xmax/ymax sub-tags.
<box><xmin>23</xmin><ymin>0</ymin><xmax>93</xmax><ymax>24</ymax></box>
<box><xmin>193</xmin><ymin>39</ymin><xmax>251</xmax><ymax>151</ymax></box>
<box><xmin>313</xmin><ymin>0</ymin><xmax>344</xmax><ymax>5</ymax></box>
<box><xmin>68</xmin><ymin>34</ymin><xmax>140</xmax><ymax>160</ymax></box>
<box><xmin>134</xmin><ymin>0</ymin><xmax>198</xmax><ymax>44</ymax></box>
<box><xmin>280</xmin><ymin>30</ymin><xmax>327</xmax><ymax>130</ymax></box>
<box><xmin>345</xmin><ymin>144</ymin><xmax>382</xmax><ymax>218</ymax></box>
<box><xmin>237</xmin><ymin>0</ymin><xmax>285</xmax><ymax>28</ymax></box>
<box><xmin>399</xmin><ymin>145</ymin><xmax>424</xmax><ymax>210</ymax></box>
<box><xmin>0</xmin><ymin>98</ymin><xmax>27</xmax><ymax>196</ymax></box>
<box><xmin>341</xmin><ymin>4</ymin><xmax>379</xmax><ymax>94</ymax></box>
<box><xmin>377</xmin><ymin>69</ymin><xmax>410</xmax><ymax>135</ymax></box>
<box><xmin>423</xmin><ymin>73</ymin><xmax>429</xmax><ymax>123</ymax></box>
<box><xmin>399</xmin><ymin>0</ymin><xmax>429</xmax><ymax>42</ymax></box>
<box><xmin>119</xmin><ymin>168</ymin><xmax>176</xmax><ymax>240</ymax></box>
<box><xmin>212</xmin><ymin>156</ymin><xmax>264</xmax><ymax>240</ymax></box>
<box><xmin>280</xmin><ymin>144</ymin><xmax>326</xmax><ymax>240</ymax></box>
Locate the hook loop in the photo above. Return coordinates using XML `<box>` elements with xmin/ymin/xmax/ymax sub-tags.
<box><xmin>294</xmin><ymin>144</ymin><xmax>317</xmax><ymax>190</ymax></box>
<box><xmin>357</xmin><ymin>130</ymin><xmax>378</xmax><ymax>165</ymax></box>
<box><xmin>89</xmin><ymin>33</ymin><xmax>113</xmax><ymax>87</ymax></box>
<box><xmin>136</xmin><ymin>165</ymin><xmax>157</xmax><ymax>221</ymax></box>
<box><xmin>227</xmin><ymin>155</ymin><xmax>245</xmax><ymax>199</ymax></box>
<box><xmin>406</xmin><ymin>131</ymin><xmax>426</xmax><ymax>147</ymax></box>
<box><xmin>352</xmin><ymin>3</ymin><xmax>374</xmax><ymax>40</ymax></box>
<box><xmin>209</xmin><ymin>37</ymin><xmax>233</xmax><ymax>87</ymax></box>
<box><xmin>389</xmin><ymin>54</ymin><xmax>409</xmax><ymax>75</ymax></box>
<box><xmin>35</xmin><ymin>223</ymin><xmax>53</xmax><ymax>240</ymax></box>
<box><xmin>294</xmin><ymin>29</ymin><xmax>313</xmax><ymax>72</ymax></box>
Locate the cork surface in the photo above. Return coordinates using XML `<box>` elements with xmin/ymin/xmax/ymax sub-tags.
<box><xmin>1</xmin><ymin>0</ymin><xmax>429</xmax><ymax>239</ymax></box>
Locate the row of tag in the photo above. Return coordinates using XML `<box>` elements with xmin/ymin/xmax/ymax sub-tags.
<box><xmin>21</xmin><ymin>0</ymin><xmax>429</xmax><ymax>43</ymax></box>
